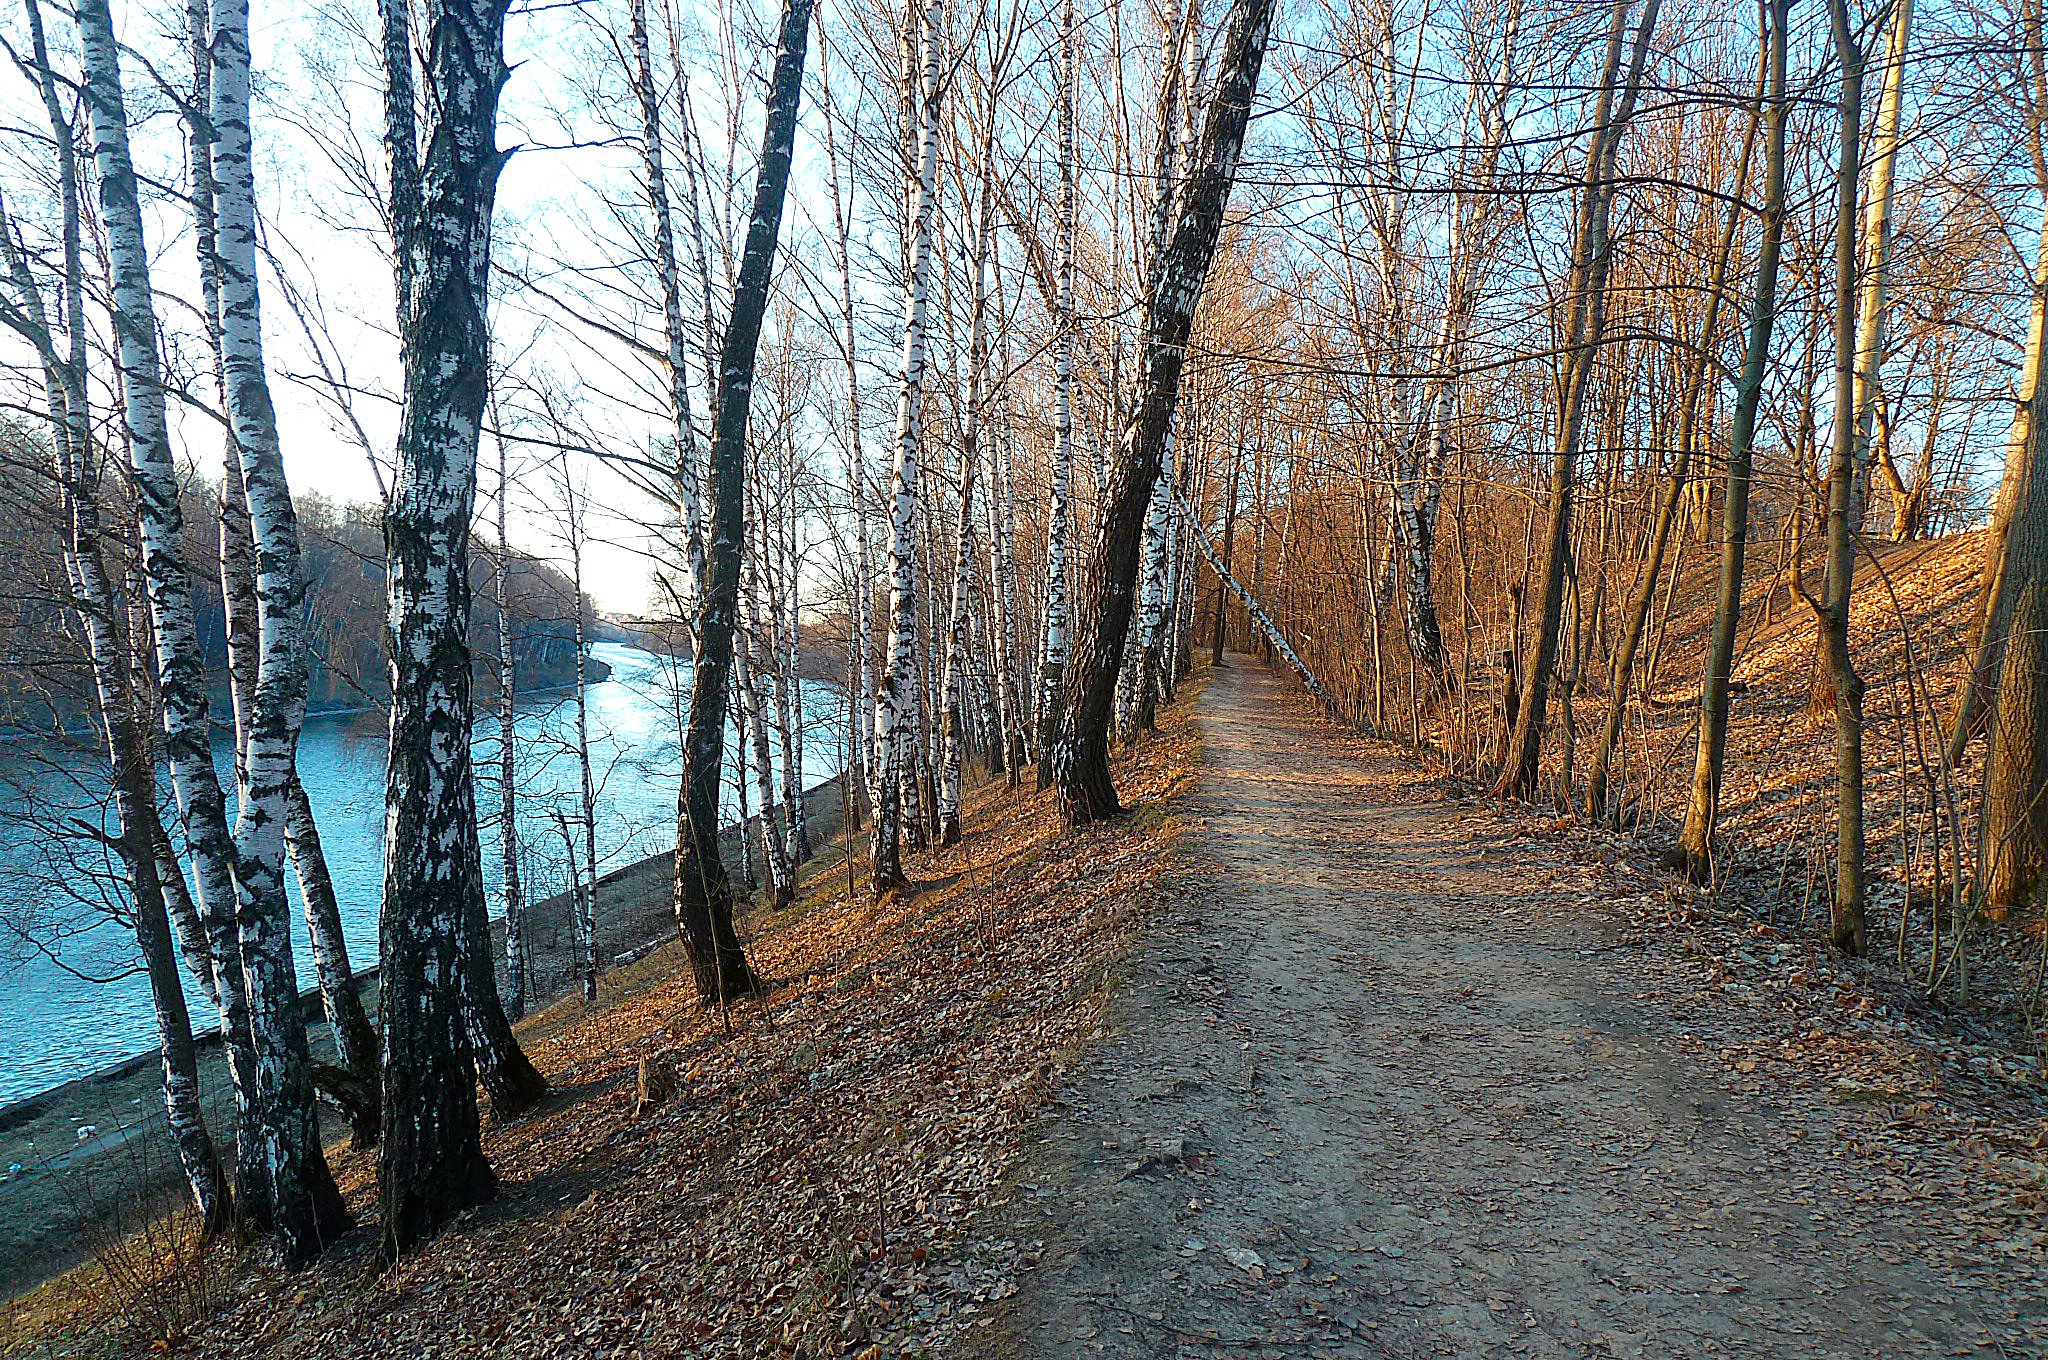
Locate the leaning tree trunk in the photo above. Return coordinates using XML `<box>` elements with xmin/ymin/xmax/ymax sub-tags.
<box><xmin>285</xmin><ymin>776</ymin><xmax>380</xmax><ymax>1144</ymax></box>
<box><xmin>1585</xmin><ymin>40</ymin><xmax>1760</xmax><ymax>822</ymax></box>
<box><xmin>0</xmin><ymin>194</ymin><xmax>234</xmax><ymax>1238</ymax></box>
<box><xmin>1173</xmin><ymin>485</ymin><xmax>1333</xmax><ymax>710</ymax></box>
<box><xmin>871</xmin><ymin>0</ymin><xmax>944</xmax><ymax>892</ymax></box>
<box><xmin>1678</xmin><ymin>0</ymin><xmax>1791</xmax><ymax>884</ymax></box>
<box><xmin>628</xmin><ymin>0</ymin><xmax>705</xmax><ymax>613</ymax></box>
<box><xmin>1495</xmin><ymin>0</ymin><xmax>1658</xmax><ymax>801</ymax></box>
<box><xmin>1052</xmin><ymin>0</ymin><xmax>1276</xmax><ymax>824</ymax></box>
<box><xmin>673</xmin><ymin>0</ymin><xmax>813</xmax><ymax>997</ymax></box>
<box><xmin>75</xmin><ymin>0</ymin><xmax>267</xmax><ymax>1223</ymax></box>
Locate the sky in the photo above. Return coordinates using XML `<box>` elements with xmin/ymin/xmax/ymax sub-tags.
<box><xmin>0</xmin><ymin>0</ymin><xmax>809</xmax><ymax>616</ymax></box>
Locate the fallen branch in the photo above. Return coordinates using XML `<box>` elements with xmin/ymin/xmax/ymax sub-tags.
<box><xmin>1169</xmin><ymin>485</ymin><xmax>1353</xmax><ymax>729</ymax></box>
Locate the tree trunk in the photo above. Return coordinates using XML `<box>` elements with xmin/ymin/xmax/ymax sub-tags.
<box><xmin>1035</xmin><ymin>0</ymin><xmax>1078</xmax><ymax>792</ymax></box>
<box><xmin>1053</xmin><ymin>0</ymin><xmax>1276</xmax><ymax>824</ymax></box>
<box><xmin>939</xmin><ymin>150</ymin><xmax>995</xmax><ymax>845</ymax></box>
<box><xmin>1679</xmin><ymin>0</ymin><xmax>1790</xmax><ymax>883</ymax></box>
<box><xmin>0</xmin><ymin>182</ymin><xmax>234</xmax><ymax>1239</ymax></box>
<box><xmin>284</xmin><ymin>776</ymin><xmax>380</xmax><ymax>1146</ymax></box>
<box><xmin>494</xmin><ymin>432</ymin><xmax>526</xmax><ymax>1019</ymax></box>
<box><xmin>1212</xmin><ymin>444</ymin><xmax>1243</xmax><ymax>666</ymax></box>
<box><xmin>1815</xmin><ymin>0</ymin><xmax>1870</xmax><ymax>955</ymax></box>
<box><xmin>673</xmin><ymin>0</ymin><xmax>812</xmax><ymax>996</ymax></box>
<box><xmin>1976</xmin><ymin>166</ymin><xmax>2048</xmax><ymax>911</ymax></box>
<box><xmin>76</xmin><ymin>0</ymin><xmax>267</xmax><ymax>1226</ymax></box>
<box><xmin>376</xmin><ymin>0</ymin><xmax>531</xmax><ymax>1256</ymax></box>
<box><xmin>628</xmin><ymin>0</ymin><xmax>705</xmax><ymax>615</ymax></box>
<box><xmin>1585</xmin><ymin>35</ymin><xmax>1762</xmax><ymax>822</ymax></box>
<box><xmin>1495</xmin><ymin>0</ymin><xmax>1659</xmax><ymax>801</ymax></box>
<box><xmin>871</xmin><ymin>0</ymin><xmax>944</xmax><ymax>892</ymax></box>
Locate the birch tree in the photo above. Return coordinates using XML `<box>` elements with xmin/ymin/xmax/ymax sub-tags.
<box><xmin>75</xmin><ymin>0</ymin><xmax>296</xmax><ymax>1239</ymax></box>
<box><xmin>871</xmin><ymin>0</ymin><xmax>945</xmax><ymax>891</ymax></box>
<box><xmin>376</xmin><ymin>0</ymin><xmax>543</xmax><ymax>1256</ymax></box>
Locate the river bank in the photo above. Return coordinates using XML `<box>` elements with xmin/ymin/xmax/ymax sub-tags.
<box><xmin>0</xmin><ymin>772</ymin><xmax>850</xmax><ymax>1301</ymax></box>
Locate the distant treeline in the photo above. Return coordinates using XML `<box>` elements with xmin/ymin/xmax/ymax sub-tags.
<box><xmin>0</xmin><ymin>446</ymin><xmax>600</xmax><ymax>732</ymax></box>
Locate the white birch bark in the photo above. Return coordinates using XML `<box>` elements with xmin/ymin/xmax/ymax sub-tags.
<box><xmin>565</xmin><ymin>471</ymin><xmax>600</xmax><ymax>1001</ymax></box>
<box><xmin>938</xmin><ymin>146</ymin><xmax>995</xmax><ymax>845</ymax></box>
<box><xmin>75</xmin><ymin>0</ymin><xmax>274</xmax><ymax>1219</ymax></box>
<box><xmin>1051</xmin><ymin>0</ymin><xmax>1276</xmax><ymax>822</ymax></box>
<box><xmin>1035</xmin><ymin>0</ymin><xmax>1078</xmax><ymax>791</ymax></box>
<box><xmin>628</xmin><ymin>0</ymin><xmax>705</xmax><ymax>614</ymax></box>
<box><xmin>871</xmin><ymin>0</ymin><xmax>944</xmax><ymax>893</ymax></box>
<box><xmin>209</xmin><ymin>0</ymin><xmax>350</xmax><ymax>1253</ymax></box>
<box><xmin>1172</xmin><ymin>485</ymin><xmax>1331</xmax><ymax>708</ymax></box>
<box><xmin>1124</xmin><ymin>424</ymin><xmax>1177</xmax><ymax>736</ymax></box>
<box><xmin>985</xmin><ymin>338</ymin><xmax>1027</xmax><ymax>777</ymax></box>
<box><xmin>494</xmin><ymin>432</ymin><xmax>526</xmax><ymax>1019</ymax></box>
<box><xmin>738</xmin><ymin>562</ymin><xmax>792</xmax><ymax>906</ymax></box>
<box><xmin>375</xmin><ymin>0</ymin><xmax>544</xmax><ymax>1255</ymax></box>
<box><xmin>0</xmin><ymin>182</ymin><xmax>232</xmax><ymax>1236</ymax></box>
<box><xmin>815</xmin><ymin>44</ymin><xmax>878</xmax><ymax>819</ymax></box>
<box><xmin>768</xmin><ymin>474</ymin><xmax>806</xmax><ymax>864</ymax></box>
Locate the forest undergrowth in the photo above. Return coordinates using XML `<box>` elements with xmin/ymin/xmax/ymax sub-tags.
<box><xmin>1379</xmin><ymin>527</ymin><xmax>2048</xmax><ymax>1054</ymax></box>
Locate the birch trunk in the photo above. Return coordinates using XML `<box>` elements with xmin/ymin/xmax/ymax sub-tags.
<box><xmin>987</xmin><ymin>389</ymin><xmax>1028</xmax><ymax>779</ymax></box>
<box><xmin>871</xmin><ymin>0</ymin><xmax>943</xmax><ymax>893</ymax></box>
<box><xmin>75</xmin><ymin>0</ymin><xmax>269</xmax><ymax>1223</ymax></box>
<box><xmin>741</xmin><ymin>550</ymin><xmax>793</xmax><ymax>907</ymax></box>
<box><xmin>495</xmin><ymin>433</ymin><xmax>526</xmax><ymax>1019</ymax></box>
<box><xmin>212</xmin><ymin>10</ymin><xmax>345</xmax><ymax>1242</ymax></box>
<box><xmin>939</xmin><ymin>157</ymin><xmax>995</xmax><ymax>846</ymax></box>
<box><xmin>1052</xmin><ymin>0</ymin><xmax>1275</xmax><ymax>823</ymax></box>
<box><xmin>569</xmin><ymin>492</ymin><xmax>600</xmax><ymax>1001</ymax></box>
<box><xmin>1035</xmin><ymin>0</ymin><xmax>1078</xmax><ymax>791</ymax></box>
<box><xmin>1124</xmin><ymin>427</ymin><xmax>1177</xmax><ymax>737</ymax></box>
<box><xmin>816</xmin><ymin>37</ymin><xmax>877</xmax><ymax>820</ymax></box>
<box><xmin>376</xmin><ymin>0</ymin><xmax>542</xmax><ymax>1255</ymax></box>
<box><xmin>1173</xmin><ymin>485</ymin><xmax>1331</xmax><ymax>709</ymax></box>
<box><xmin>629</xmin><ymin>0</ymin><xmax>705</xmax><ymax>614</ymax></box>
<box><xmin>0</xmin><ymin>192</ymin><xmax>233</xmax><ymax>1238</ymax></box>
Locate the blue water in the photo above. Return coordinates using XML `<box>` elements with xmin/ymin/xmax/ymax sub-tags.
<box><xmin>0</xmin><ymin>644</ymin><xmax>845</xmax><ymax>1105</ymax></box>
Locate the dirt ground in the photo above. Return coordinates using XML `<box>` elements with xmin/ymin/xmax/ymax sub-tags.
<box><xmin>971</xmin><ymin>659</ymin><xmax>2047</xmax><ymax>1359</ymax></box>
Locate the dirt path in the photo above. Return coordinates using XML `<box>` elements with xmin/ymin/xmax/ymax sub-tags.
<box><xmin>986</xmin><ymin>660</ymin><xmax>2040</xmax><ymax>1359</ymax></box>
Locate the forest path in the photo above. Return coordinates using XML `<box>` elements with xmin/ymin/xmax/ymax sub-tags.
<box><xmin>986</xmin><ymin>659</ymin><xmax>2023</xmax><ymax>1359</ymax></box>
